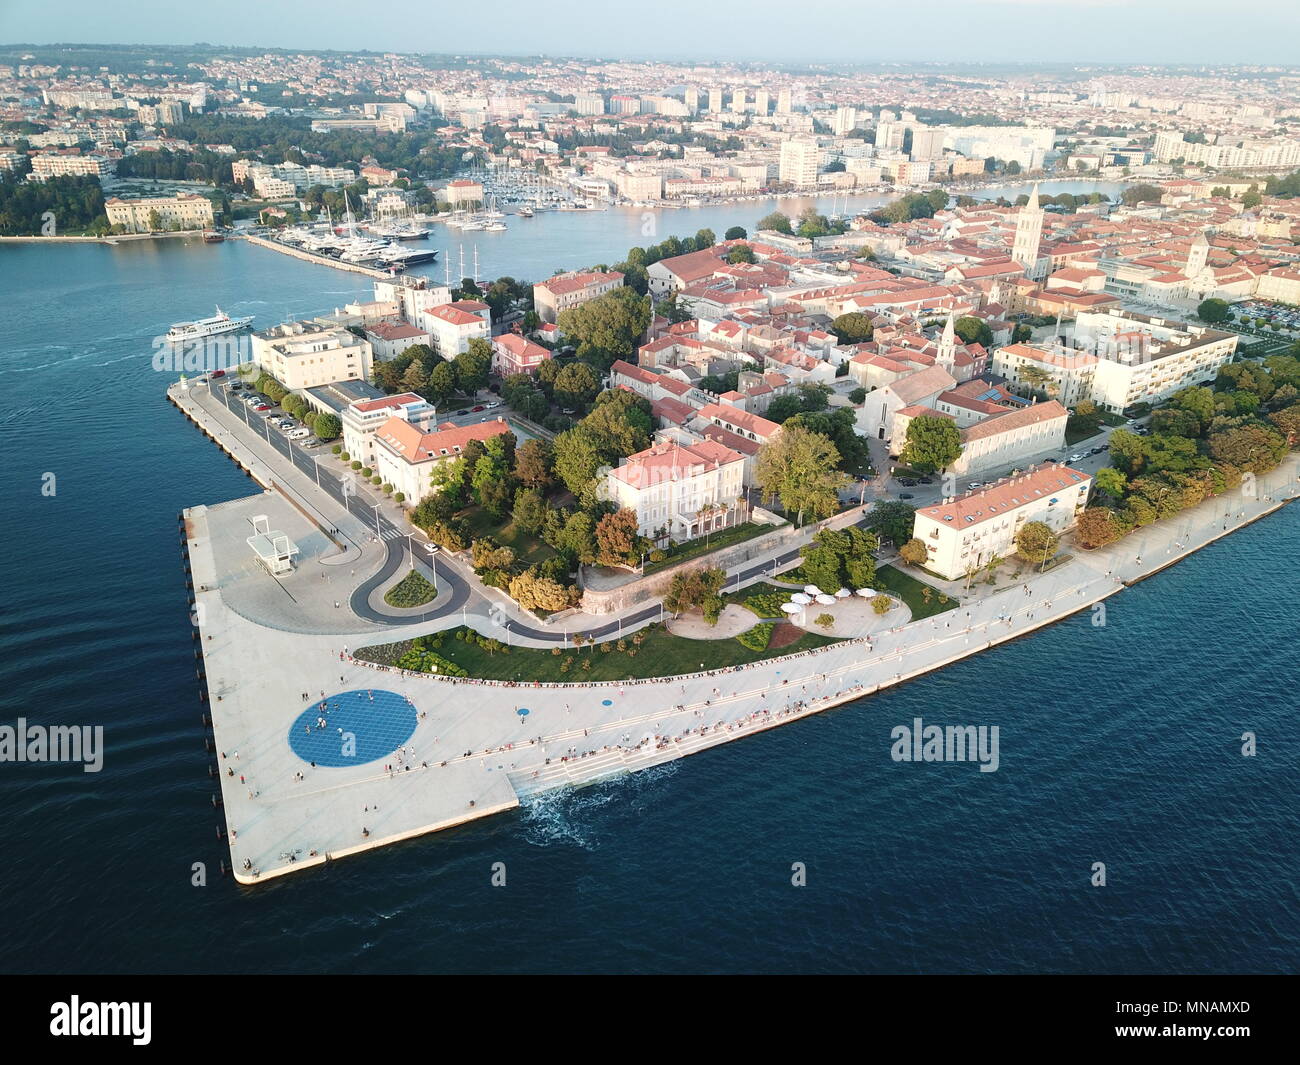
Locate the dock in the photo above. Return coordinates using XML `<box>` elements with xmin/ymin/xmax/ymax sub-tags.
<box><xmin>244</xmin><ymin>233</ymin><xmax>393</xmax><ymax>279</ymax></box>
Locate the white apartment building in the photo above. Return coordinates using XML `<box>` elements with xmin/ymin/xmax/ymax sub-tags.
<box><xmin>991</xmin><ymin>343</ymin><xmax>1098</xmax><ymax>407</ymax></box>
<box><xmin>779</xmin><ymin>138</ymin><xmax>821</xmax><ymax>188</ymax></box>
<box><xmin>425</xmin><ymin>303</ymin><xmax>490</xmax><ymax>356</ymax></box>
<box><xmin>913</xmin><ymin>464</ymin><xmax>1092</xmax><ymax>580</ymax></box>
<box><xmin>605</xmin><ymin>439</ymin><xmax>746</xmax><ymax>545</ymax></box>
<box><xmin>30</xmin><ymin>152</ymin><xmax>109</xmax><ymax>178</ymax></box>
<box><xmin>341</xmin><ymin>392</ymin><xmax>435</xmax><ymax>466</ymax></box>
<box><xmin>1073</xmin><ymin>309</ymin><xmax>1238</xmax><ymax>413</ymax></box>
<box><xmin>252</xmin><ymin>322</ymin><xmax>373</xmax><ymax>391</ymax></box>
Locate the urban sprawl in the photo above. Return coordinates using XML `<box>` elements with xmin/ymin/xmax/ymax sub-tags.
<box><xmin>7</xmin><ymin>45</ymin><xmax>1298</xmax><ymax>879</ymax></box>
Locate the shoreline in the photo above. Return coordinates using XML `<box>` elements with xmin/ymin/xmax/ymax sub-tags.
<box><xmin>179</xmin><ymin>386</ymin><xmax>1298</xmax><ymax>882</ymax></box>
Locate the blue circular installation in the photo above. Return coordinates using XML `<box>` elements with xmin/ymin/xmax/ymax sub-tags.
<box><xmin>601</xmin><ymin>699</ymin><xmax>613</xmax><ymax>706</ymax></box>
<box><xmin>517</xmin><ymin>707</ymin><xmax>530</xmax><ymax>717</ymax></box>
<box><xmin>288</xmin><ymin>689</ymin><xmax>417</xmax><ymax>767</ymax></box>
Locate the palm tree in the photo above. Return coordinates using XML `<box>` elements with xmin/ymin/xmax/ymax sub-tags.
<box><xmin>699</xmin><ymin>502</ymin><xmax>717</xmax><ymax>546</ymax></box>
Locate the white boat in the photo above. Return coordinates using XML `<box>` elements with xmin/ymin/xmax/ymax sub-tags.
<box><xmin>166</xmin><ymin>306</ymin><xmax>253</xmax><ymax>342</ymax></box>
<box><xmin>483</xmin><ymin>220</ymin><xmax>507</xmax><ymax>232</ymax></box>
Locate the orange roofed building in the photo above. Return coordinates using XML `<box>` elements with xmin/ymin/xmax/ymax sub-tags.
<box><xmin>372</xmin><ymin>416</ymin><xmax>512</xmax><ymax>506</ymax></box>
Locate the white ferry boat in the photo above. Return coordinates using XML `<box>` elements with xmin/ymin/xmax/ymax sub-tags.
<box><xmin>166</xmin><ymin>306</ymin><xmax>254</xmax><ymax>342</ymax></box>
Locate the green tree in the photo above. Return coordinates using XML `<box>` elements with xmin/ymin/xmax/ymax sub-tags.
<box><xmin>1094</xmin><ymin>466</ymin><xmax>1128</xmax><ymax>500</ymax></box>
<box><xmin>829</xmin><ymin>312</ymin><xmax>874</xmax><ymax>344</ymax></box>
<box><xmin>898</xmin><ymin>538</ymin><xmax>930</xmax><ymax>567</ymax></box>
<box><xmin>726</xmin><ymin>243</ymin><xmax>756</xmax><ymax>264</ymax></box>
<box><xmin>556</xmin><ymin>286</ymin><xmax>649</xmax><ymax>372</ymax></box>
<box><xmin>899</xmin><ymin>416</ymin><xmax>963</xmax><ymax>473</ymax></box>
<box><xmin>953</xmin><ymin>316</ymin><xmax>993</xmax><ymax>347</ymax></box>
<box><xmin>510</xmin><ymin>487</ymin><xmax>547</xmax><ymax>535</ymax></box>
<box><xmin>1075</xmin><ymin>507</ymin><xmax>1124</xmax><ymax>548</ymax></box>
<box><xmin>865</xmin><ymin>500</ymin><xmax>917</xmax><ymax>546</ymax></box>
<box><xmin>594</xmin><ymin>508</ymin><xmax>643</xmax><ymax>567</ymax></box>
<box><xmin>513</xmin><ymin>437</ymin><xmax>553</xmax><ymax>489</ymax></box>
<box><xmin>454</xmin><ymin>338</ymin><xmax>492</xmax><ymax>394</ymax></box>
<box><xmin>313</xmin><ymin>412</ymin><xmax>341</xmax><ymax>441</ymax></box>
<box><xmin>755</xmin><ymin>425</ymin><xmax>849</xmax><ymax>524</ymax></box>
<box><xmin>1197</xmin><ymin>298</ymin><xmax>1231</xmax><ymax>324</ymax></box>
<box><xmin>757</xmin><ymin>211</ymin><xmax>793</xmax><ymax>234</ymax></box>
<box><xmin>554</xmin><ymin>361</ymin><xmax>600</xmax><ymax>408</ymax></box>
<box><xmin>1014</xmin><ymin>520</ymin><xmax>1060</xmax><ymax>569</ymax></box>
<box><xmin>724</xmin><ymin>225</ymin><xmax>747</xmax><ymax>240</ymax></box>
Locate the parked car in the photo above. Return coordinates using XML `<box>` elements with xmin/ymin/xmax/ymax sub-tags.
<box><xmin>471</xmin><ymin>405</ymin><xmax>485</xmax><ymax>413</ymax></box>
<box><xmin>899</xmin><ymin>492</ymin><xmax>914</xmax><ymax>500</ymax></box>
<box><xmin>485</xmin><ymin>401</ymin><xmax>500</xmax><ymax>410</ymax></box>
<box><xmin>253</xmin><ymin>403</ymin><xmax>272</xmax><ymax>412</ymax></box>
<box><xmin>423</xmin><ymin>542</ymin><xmax>440</xmax><ymax>554</ymax></box>
<box><xmin>287</xmin><ymin>427</ymin><xmax>310</xmax><ymax>440</ymax></box>
<box><xmin>211</xmin><ymin>369</ymin><xmax>226</xmax><ymax>378</ymax></box>
<box><xmin>229</xmin><ymin>381</ymin><xmax>243</xmax><ymax>390</ymax></box>
<box><xmin>967</xmin><ymin>482</ymin><xmax>986</xmax><ymax>490</ymax></box>
<box><xmin>1069</xmin><ymin>453</ymin><xmax>1085</xmax><ymax>463</ymax></box>
<box><xmin>898</xmin><ymin>478</ymin><xmax>917</xmax><ymax>487</ymax></box>
<box><xmin>918</xmin><ymin>476</ymin><xmax>934</xmax><ymax>484</ymax></box>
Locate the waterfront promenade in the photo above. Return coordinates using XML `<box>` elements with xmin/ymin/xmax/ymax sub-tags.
<box><xmin>178</xmin><ymin>382</ymin><xmax>1299</xmax><ymax>881</ymax></box>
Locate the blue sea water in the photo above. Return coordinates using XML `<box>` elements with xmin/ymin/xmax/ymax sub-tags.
<box><xmin>0</xmin><ymin>225</ymin><xmax>1297</xmax><ymax>975</ymax></box>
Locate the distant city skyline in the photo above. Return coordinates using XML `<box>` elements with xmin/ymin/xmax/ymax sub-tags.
<box><xmin>2</xmin><ymin>0</ymin><xmax>1299</xmax><ymax>67</ymax></box>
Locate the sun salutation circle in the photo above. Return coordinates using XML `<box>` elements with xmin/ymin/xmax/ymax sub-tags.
<box><xmin>289</xmin><ymin>690</ymin><xmax>417</xmax><ymax>767</ymax></box>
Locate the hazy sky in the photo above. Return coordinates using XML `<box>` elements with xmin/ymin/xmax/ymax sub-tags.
<box><xmin>2</xmin><ymin>0</ymin><xmax>1297</xmax><ymax>66</ymax></box>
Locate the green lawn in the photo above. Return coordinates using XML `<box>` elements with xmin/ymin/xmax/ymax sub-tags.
<box><xmin>461</xmin><ymin>507</ymin><xmax>555</xmax><ymax>565</ymax></box>
<box><xmin>357</xmin><ymin>622</ymin><xmax>839</xmax><ymax>683</ymax></box>
<box><xmin>641</xmin><ymin>521</ymin><xmax>775</xmax><ymax>576</ymax></box>
<box><xmin>383</xmin><ymin>569</ymin><xmax>437</xmax><ymax>608</ymax></box>
<box><xmin>873</xmin><ymin>565</ymin><xmax>957</xmax><ymax>620</ymax></box>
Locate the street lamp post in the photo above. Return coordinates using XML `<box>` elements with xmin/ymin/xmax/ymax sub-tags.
<box><xmin>370</xmin><ymin>502</ymin><xmax>382</xmax><ymax>540</ymax></box>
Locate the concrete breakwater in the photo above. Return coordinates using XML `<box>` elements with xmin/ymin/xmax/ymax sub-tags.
<box><xmin>244</xmin><ymin>234</ymin><xmax>392</xmax><ymax>279</ymax></box>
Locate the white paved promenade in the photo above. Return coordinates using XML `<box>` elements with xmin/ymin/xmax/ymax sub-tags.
<box><xmin>187</xmin><ymin>454</ymin><xmax>1299</xmax><ymax>884</ymax></box>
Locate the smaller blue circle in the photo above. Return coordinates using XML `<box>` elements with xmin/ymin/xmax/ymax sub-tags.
<box><xmin>289</xmin><ymin>690</ymin><xmax>417</xmax><ymax>767</ymax></box>
<box><xmin>517</xmin><ymin>708</ymin><xmax>530</xmax><ymax>717</ymax></box>
<box><xmin>601</xmin><ymin>699</ymin><xmax>613</xmax><ymax>706</ymax></box>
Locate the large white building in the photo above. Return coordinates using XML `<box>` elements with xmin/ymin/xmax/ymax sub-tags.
<box><xmin>779</xmin><ymin>137</ymin><xmax>821</xmax><ymax>188</ymax></box>
<box><xmin>605</xmin><ymin>439</ymin><xmax>746</xmax><ymax>545</ymax></box>
<box><xmin>991</xmin><ymin>343</ymin><xmax>1098</xmax><ymax>407</ymax></box>
<box><xmin>341</xmin><ymin>392</ymin><xmax>436</xmax><ymax>466</ymax></box>
<box><xmin>1072</xmin><ymin>309</ymin><xmax>1238</xmax><ymax>413</ymax></box>
<box><xmin>424</xmin><ymin>302</ymin><xmax>491</xmax><ymax>356</ymax></box>
<box><xmin>105</xmin><ymin>193</ymin><xmax>214</xmax><ymax>233</ymax></box>
<box><xmin>252</xmin><ymin>322</ymin><xmax>373</xmax><ymax>391</ymax></box>
<box><xmin>912</xmin><ymin>464</ymin><xmax>1092</xmax><ymax>580</ymax></box>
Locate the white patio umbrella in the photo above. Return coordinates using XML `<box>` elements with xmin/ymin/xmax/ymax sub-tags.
<box><xmin>791</xmin><ymin>592</ymin><xmax>812</xmax><ymax>605</ymax></box>
<box><xmin>815</xmin><ymin>594</ymin><xmax>836</xmax><ymax>606</ymax></box>
<box><xmin>781</xmin><ymin>602</ymin><xmax>802</xmax><ymax>614</ymax></box>
<box><xmin>855</xmin><ymin>587</ymin><xmax>873</xmax><ymax>597</ymax></box>
<box><xmin>803</xmin><ymin>585</ymin><xmax>821</xmax><ymax>596</ymax></box>
<box><xmin>835</xmin><ymin>588</ymin><xmax>852</xmax><ymax>598</ymax></box>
